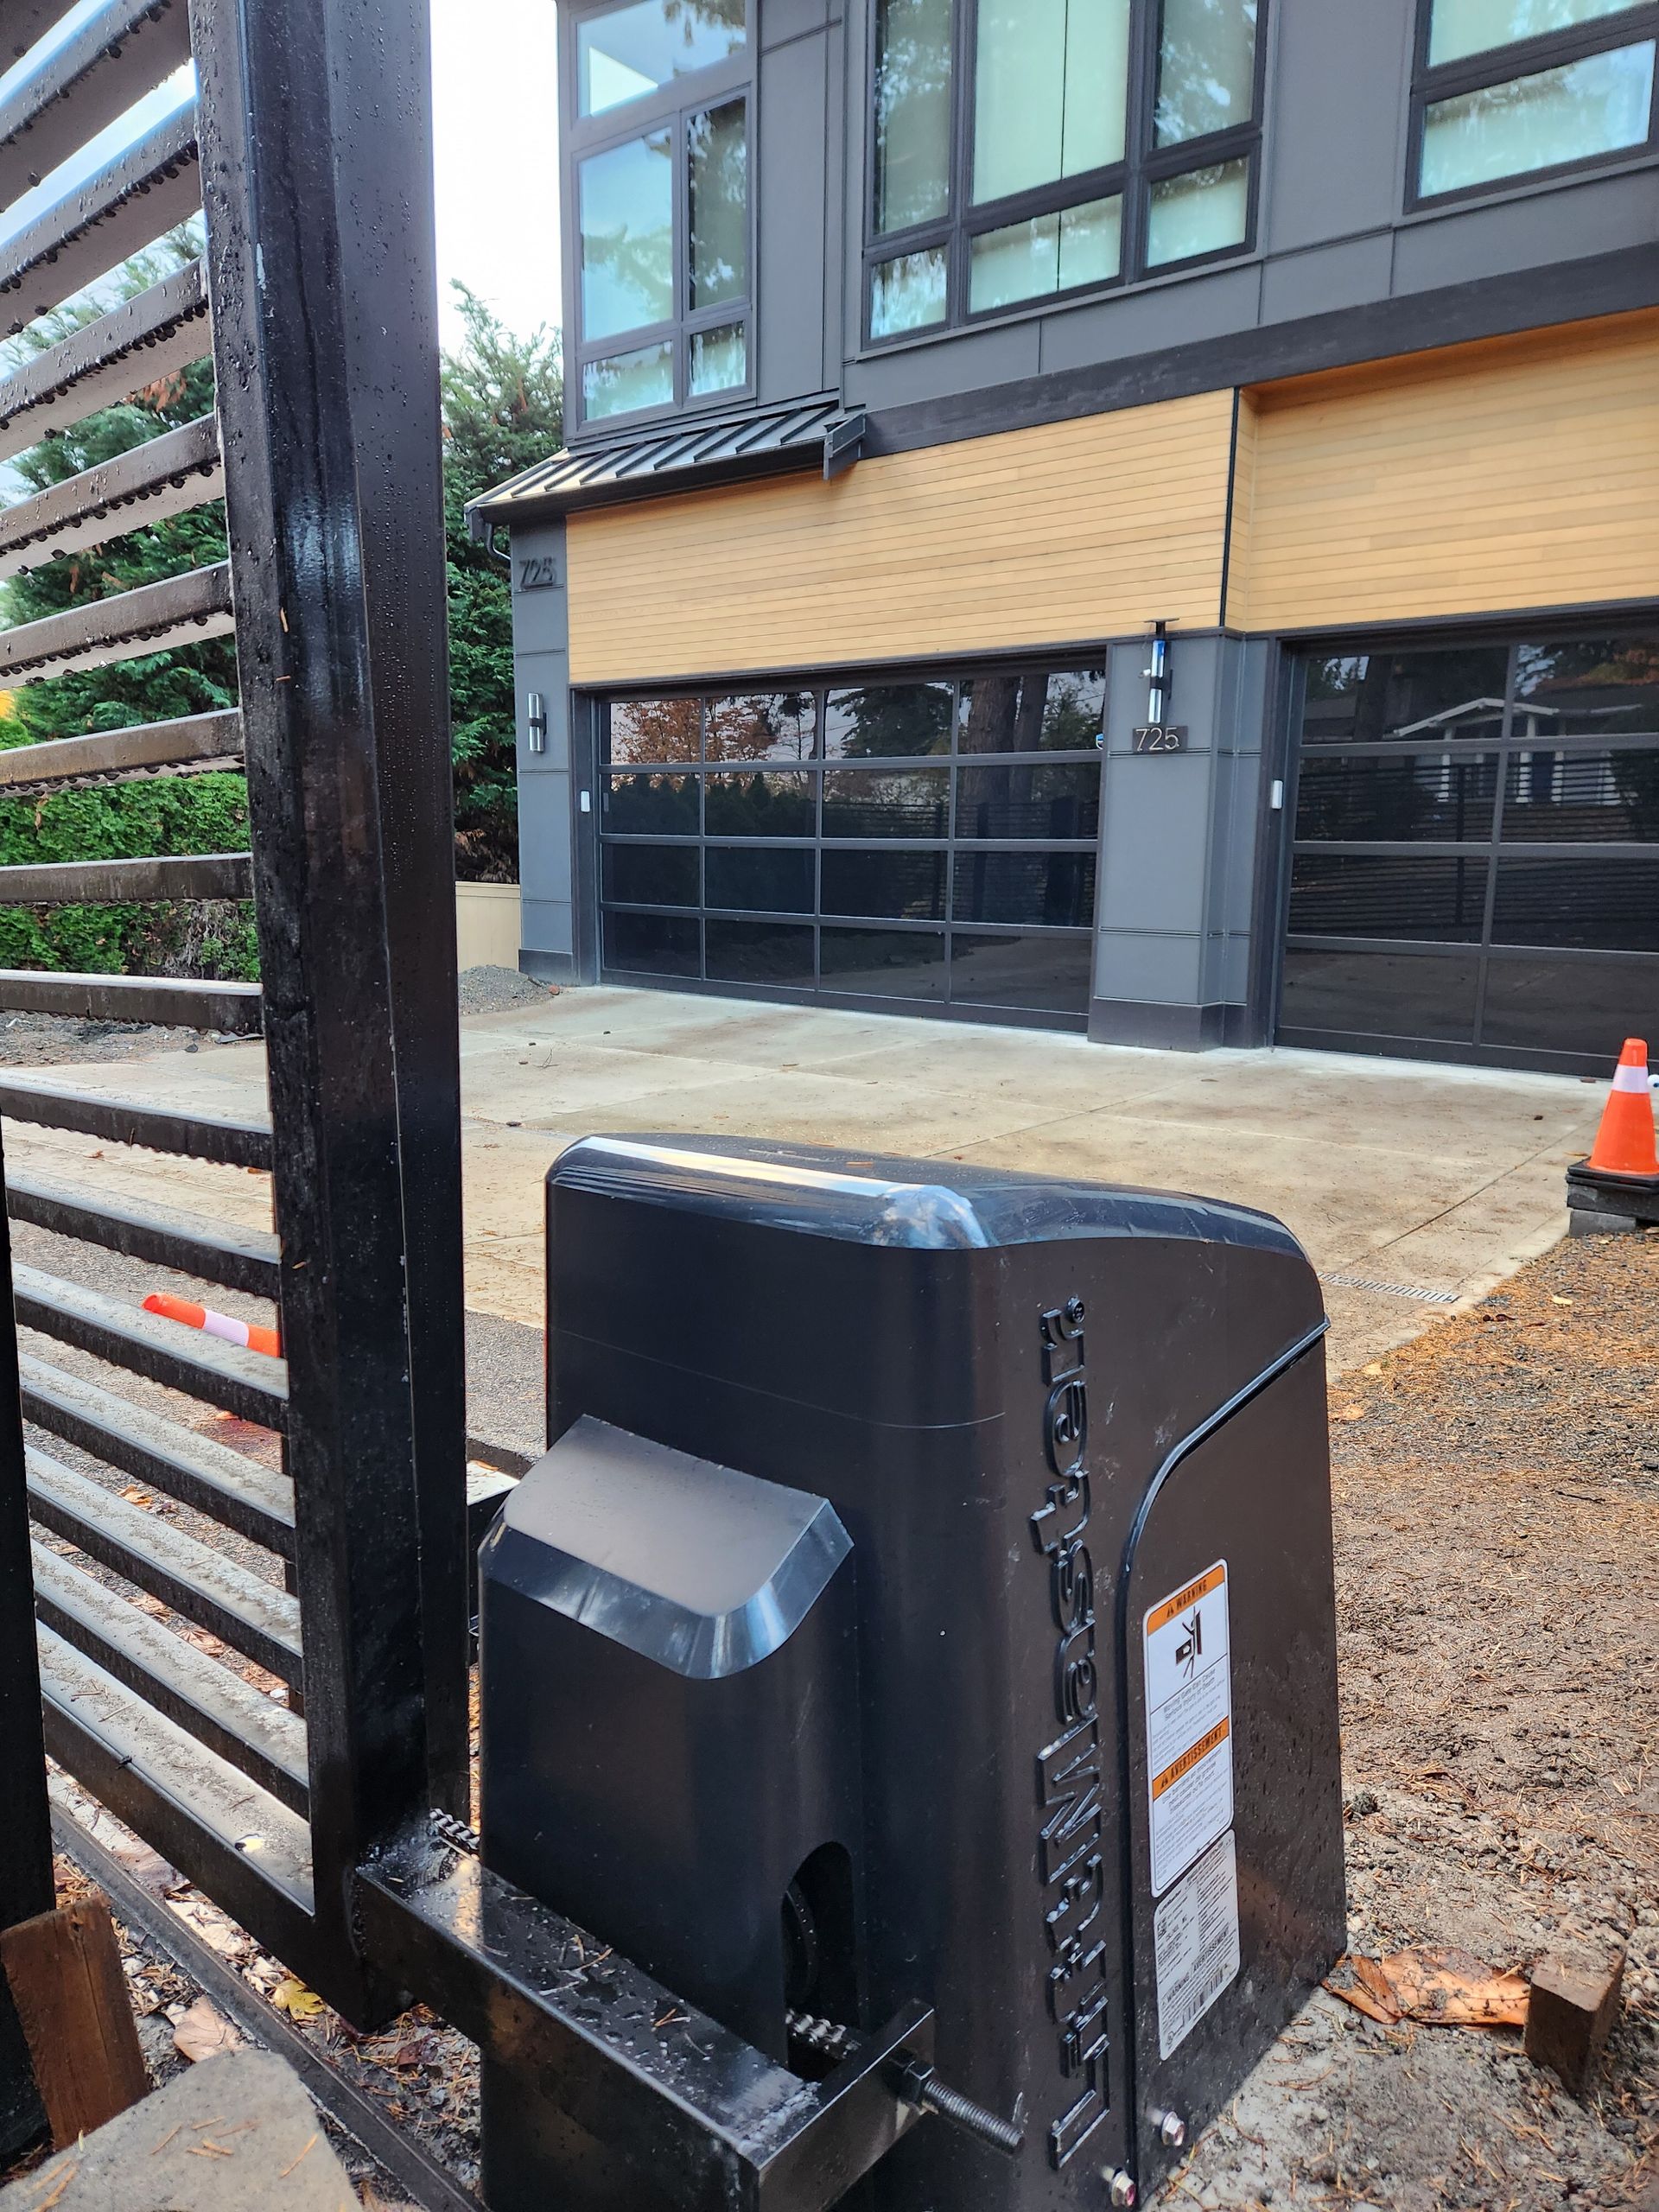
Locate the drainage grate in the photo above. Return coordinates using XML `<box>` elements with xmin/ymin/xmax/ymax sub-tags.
<box><xmin>1324</xmin><ymin>1274</ymin><xmax>1460</xmax><ymax>1305</ymax></box>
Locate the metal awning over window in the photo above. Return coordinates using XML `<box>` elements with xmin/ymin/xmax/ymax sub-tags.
<box><xmin>467</xmin><ymin>397</ymin><xmax>863</xmax><ymax>536</ymax></box>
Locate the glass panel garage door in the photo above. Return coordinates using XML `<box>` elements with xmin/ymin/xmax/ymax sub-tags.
<box><xmin>596</xmin><ymin>664</ymin><xmax>1104</xmax><ymax>1026</ymax></box>
<box><xmin>1281</xmin><ymin>632</ymin><xmax>1659</xmax><ymax>1073</ymax></box>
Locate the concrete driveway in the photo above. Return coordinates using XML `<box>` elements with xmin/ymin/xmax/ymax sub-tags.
<box><xmin>6</xmin><ymin>984</ymin><xmax>1609</xmax><ymax>1374</ymax></box>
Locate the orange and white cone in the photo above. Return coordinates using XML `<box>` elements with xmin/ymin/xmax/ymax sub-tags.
<box><xmin>1586</xmin><ymin>1037</ymin><xmax>1658</xmax><ymax>1179</ymax></box>
<box><xmin>143</xmin><ymin>1290</ymin><xmax>281</xmax><ymax>1358</ymax></box>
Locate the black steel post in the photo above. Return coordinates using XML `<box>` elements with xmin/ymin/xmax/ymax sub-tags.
<box><xmin>188</xmin><ymin>0</ymin><xmax>465</xmax><ymax>2019</ymax></box>
<box><xmin>0</xmin><ymin>1125</ymin><xmax>54</xmax><ymax>2155</ymax></box>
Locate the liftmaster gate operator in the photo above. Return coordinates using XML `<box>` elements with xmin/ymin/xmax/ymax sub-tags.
<box><xmin>479</xmin><ymin>1137</ymin><xmax>1344</xmax><ymax>2210</ymax></box>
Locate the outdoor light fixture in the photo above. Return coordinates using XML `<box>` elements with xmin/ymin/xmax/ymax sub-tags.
<box><xmin>1131</xmin><ymin>621</ymin><xmax>1187</xmax><ymax>753</ymax></box>
<box><xmin>1144</xmin><ymin>620</ymin><xmax>1171</xmax><ymax>724</ymax></box>
<box><xmin>526</xmin><ymin>691</ymin><xmax>547</xmax><ymax>753</ymax></box>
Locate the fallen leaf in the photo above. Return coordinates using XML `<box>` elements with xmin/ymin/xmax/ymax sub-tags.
<box><xmin>1551</xmin><ymin>1294</ymin><xmax>1573</xmax><ymax>1306</ymax></box>
<box><xmin>120</xmin><ymin>1486</ymin><xmax>156</xmax><ymax>1509</ymax></box>
<box><xmin>271</xmin><ymin>1977</ymin><xmax>327</xmax><ymax>2021</ymax></box>
<box><xmin>1337</xmin><ymin>1404</ymin><xmax>1367</xmax><ymax>1422</ymax></box>
<box><xmin>1362</xmin><ymin>1362</ymin><xmax>1384</xmax><ymax>1377</ymax></box>
<box><xmin>174</xmin><ymin>1996</ymin><xmax>240</xmax><ymax>2063</ymax></box>
<box><xmin>167</xmin><ymin>1897</ymin><xmax>250</xmax><ymax>1961</ymax></box>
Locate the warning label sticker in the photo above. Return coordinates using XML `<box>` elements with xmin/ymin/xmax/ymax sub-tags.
<box><xmin>1154</xmin><ymin>1829</ymin><xmax>1241</xmax><ymax>2060</ymax></box>
<box><xmin>1144</xmin><ymin>1560</ymin><xmax>1233</xmax><ymax>1896</ymax></box>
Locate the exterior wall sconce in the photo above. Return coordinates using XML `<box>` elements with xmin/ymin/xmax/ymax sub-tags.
<box><xmin>1132</xmin><ymin>622</ymin><xmax>1186</xmax><ymax>753</ymax></box>
<box><xmin>526</xmin><ymin>691</ymin><xmax>547</xmax><ymax>754</ymax></box>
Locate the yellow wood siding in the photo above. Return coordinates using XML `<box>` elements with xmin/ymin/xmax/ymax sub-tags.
<box><xmin>1226</xmin><ymin>312</ymin><xmax>1659</xmax><ymax>632</ymax></box>
<box><xmin>567</xmin><ymin>390</ymin><xmax>1235</xmax><ymax>683</ymax></box>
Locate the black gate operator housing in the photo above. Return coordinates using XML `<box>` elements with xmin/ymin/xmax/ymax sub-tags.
<box><xmin>479</xmin><ymin>1136</ymin><xmax>1344</xmax><ymax>2210</ymax></box>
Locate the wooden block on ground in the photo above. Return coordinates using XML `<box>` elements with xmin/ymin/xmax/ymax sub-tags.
<box><xmin>0</xmin><ymin>1897</ymin><xmax>148</xmax><ymax>2146</ymax></box>
<box><xmin>1524</xmin><ymin>1948</ymin><xmax>1625</xmax><ymax>2096</ymax></box>
<box><xmin>0</xmin><ymin>2047</ymin><xmax>355</xmax><ymax>2209</ymax></box>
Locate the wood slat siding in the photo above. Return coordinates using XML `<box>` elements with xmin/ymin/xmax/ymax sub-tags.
<box><xmin>1227</xmin><ymin>311</ymin><xmax>1659</xmax><ymax>632</ymax></box>
<box><xmin>567</xmin><ymin>390</ymin><xmax>1235</xmax><ymax>683</ymax></box>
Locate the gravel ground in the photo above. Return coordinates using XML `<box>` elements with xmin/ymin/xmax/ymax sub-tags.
<box><xmin>456</xmin><ymin>965</ymin><xmax>553</xmax><ymax>1015</ymax></box>
<box><xmin>0</xmin><ymin>1011</ymin><xmax>248</xmax><ymax>1065</ymax></box>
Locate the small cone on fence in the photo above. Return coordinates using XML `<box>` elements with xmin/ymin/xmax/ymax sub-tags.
<box><xmin>143</xmin><ymin>1289</ymin><xmax>282</xmax><ymax>1357</ymax></box>
<box><xmin>1585</xmin><ymin>1038</ymin><xmax>1658</xmax><ymax>1179</ymax></box>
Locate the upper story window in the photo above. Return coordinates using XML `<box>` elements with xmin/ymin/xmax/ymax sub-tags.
<box><xmin>1412</xmin><ymin>0</ymin><xmax>1658</xmax><ymax>203</ymax></box>
<box><xmin>864</xmin><ymin>0</ymin><xmax>1265</xmax><ymax>343</ymax></box>
<box><xmin>567</xmin><ymin>1</ymin><xmax>752</xmax><ymax>429</ymax></box>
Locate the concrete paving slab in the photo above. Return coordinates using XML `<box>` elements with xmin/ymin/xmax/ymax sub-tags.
<box><xmin>0</xmin><ymin>2048</ymin><xmax>353</xmax><ymax>2210</ymax></box>
<box><xmin>0</xmin><ymin>986</ymin><xmax>1605</xmax><ymax>1376</ymax></box>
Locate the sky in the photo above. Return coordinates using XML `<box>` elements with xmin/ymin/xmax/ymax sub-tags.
<box><xmin>0</xmin><ymin>0</ymin><xmax>563</xmax><ymax>361</ymax></box>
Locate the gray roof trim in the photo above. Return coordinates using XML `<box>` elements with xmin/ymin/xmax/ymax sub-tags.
<box><xmin>467</xmin><ymin>397</ymin><xmax>860</xmax><ymax>530</ymax></box>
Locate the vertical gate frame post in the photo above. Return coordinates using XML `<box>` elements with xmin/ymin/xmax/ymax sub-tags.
<box><xmin>0</xmin><ymin>1125</ymin><xmax>54</xmax><ymax>2153</ymax></box>
<box><xmin>188</xmin><ymin>0</ymin><xmax>467</xmax><ymax>2019</ymax></box>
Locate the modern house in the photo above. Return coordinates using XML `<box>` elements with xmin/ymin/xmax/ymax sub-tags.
<box><xmin>471</xmin><ymin>0</ymin><xmax>1659</xmax><ymax>1075</ymax></box>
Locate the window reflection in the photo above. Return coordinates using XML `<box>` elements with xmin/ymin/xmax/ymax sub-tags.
<box><xmin>703</xmin><ymin>771</ymin><xmax>816</xmax><ymax>836</ymax></box>
<box><xmin>1288</xmin><ymin>854</ymin><xmax>1490</xmax><ymax>941</ymax></box>
<box><xmin>705</xmin><ymin>918</ymin><xmax>815</xmax><ymax>984</ymax></box>
<box><xmin>1491</xmin><ymin>856</ymin><xmax>1659</xmax><ymax>950</ymax></box>
<box><xmin>949</xmin><ymin>931</ymin><xmax>1092</xmax><ymax>1012</ymax></box>
<box><xmin>973</xmin><ymin>0</ymin><xmax>1129</xmax><ymax>202</ymax></box>
<box><xmin>821</xmin><ymin>847</ymin><xmax>949</xmax><ymax>920</ymax></box>
<box><xmin>1300</xmin><ymin>649</ymin><xmax>1511</xmax><ymax>744</ymax></box>
<box><xmin>873</xmin><ymin>0</ymin><xmax>953</xmax><ymax>232</ymax></box>
<box><xmin>1502</xmin><ymin>749</ymin><xmax>1659</xmax><ymax>840</ymax></box>
<box><xmin>602</xmin><ymin>842</ymin><xmax>700</xmax><ymax>906</ymax></box>
<box><xmin>1281</xmin><ymin>946</ymin><xmax>1479</xmax><ymax>1043</ymax></box>
<box><xmin>958</xmin><ymin>669</ymin><xmax>1105</xmax><ymax>752</ymax></box>
<box><xmin>1155</xmin><ymin>0</ymin><xmax>1258</xmax><ymax>144</ymax></box>
<box><xmin>1512</xmin><ymin>636</ymin><xmax>1659</xmax><ymax>735</ymax></box>
<box><xmin>580</xmin><ymin>130</ymin><xmax>674</xmax><ymax>338</ymax></box>
<box><xmin>705</xmin><ymin>692</ymin><xmax>815</xmax><ymax>761</ymax></box>
<box><xmin>705</xmin><ymin>846</ymin><xmax>815</xmax><ymax>913</ymax></box>
<box><xmin>953</xmin><ymin>850</ymin><xmax>1096</xmax><ymax>927</ymax></box>
<box><xmin>957</xmin><ymin>761</ymin><xmax>1101</xmax><ymax>839</ymax></box>
<box><xmin>820</xmin><ymin>926</ymin><xmax>949</xmax><ymax>999</ymax></box>
<box><xmin>1421</xmin><ymin>41</ymin><xmax>1654</xmax><ymax>197</ymax></box>
<box><xmin>578</xmin><ymin>0</ymin><xmax>746</xmax><ymax>118</ymax></box>
<box><xmin>1482</xmin><ymin>953</ymin><xmax>1659</xmax><ymax>1055</ymax></box>
<box><xmin>603</xmin><ymin>772</ymin><xmax>699</xmax><ymax>835</ymax></box>
<box><xmin>607</xmin><ymin>697</ymin><xmax>702</xmax><ymax>764</ymax></box>
<box><xmin>823</xmin><ymin>683</ymin><xmax>952</xmax><ymax>759</ymax></box>
<box><xmin>1294</xmin><ymin>753</ymin><xmax>1497</xmax><ymax>843</ymax></box>
<box><xmin>603</xmin><ymin>911</ymin><xmax>701</xmax><ymax>976</ymax></box>
<box><xmin>823</xmin><ymin>767</ymin><xmax>950</xmax><ymax>838</ymax></box>
<box><xmin>688</xmin><ymin>100</ymin><xmax>747</xmax><ymax>310</ymax></box>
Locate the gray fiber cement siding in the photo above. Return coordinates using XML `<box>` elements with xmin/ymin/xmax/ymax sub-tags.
<box><xmin>509</xmin><ymin>518</ymin><xmax>580</xmax><ymax>979</ymax></box>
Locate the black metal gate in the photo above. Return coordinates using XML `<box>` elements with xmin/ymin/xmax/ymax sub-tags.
<box><xmin>0</xmin><ymin>0</ymin><xmax>465</xmax><ymax>2025</ymax></box>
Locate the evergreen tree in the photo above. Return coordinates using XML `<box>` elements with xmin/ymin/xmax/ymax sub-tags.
<box><xmin>441</xmin><ymin>284</ymin><xmax>563</xmax><ymax>880</ymax></box>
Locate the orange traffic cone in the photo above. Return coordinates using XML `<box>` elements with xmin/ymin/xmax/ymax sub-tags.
<box><xmin>143</xmin><ymin>1290</ymin><xmax>282</xmax><ymax>1357</ymax></box>
<box><xmin>1586</xmin><ymin>1038</ymin><xmax>1658</xmax><ymax>1179</ymax></box>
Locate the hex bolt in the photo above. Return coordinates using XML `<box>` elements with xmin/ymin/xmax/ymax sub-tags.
<box><xmin>1104</xmin><ymin>2169</ymin><xmax>1137</xmax><ymax>2208</ymax></box>
<box><xmin>1156</xmin><ymin>2109</ymin><xmax>1187</xmax><ymax>2149</ymax></box>
<box><xmin>787</xmin><ymin>2013</ymin><xmax>1025</xmax><ymax>2158</ymax></box>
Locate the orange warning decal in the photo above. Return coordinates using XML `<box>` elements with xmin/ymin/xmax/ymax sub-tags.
<box><xmin>1151</xmin><ymin>1716</ymin><xmax>1230</xmax><ymax>1800</ymax></box>
<box><xmin>1145</xmin><ymin>1564</ymin><xmax>1226</xmax><ymax>1638</ymax></box>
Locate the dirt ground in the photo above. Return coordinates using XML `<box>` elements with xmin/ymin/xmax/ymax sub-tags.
<box><xmin>1174</xmin><ymin>1226</ymin><xmax>1659</xmax><ymax>2211</ymax></box>
<box><xmin>2</xmin><ymin>1177</ymin><xmax>1656</xmax><ymax>2208</ymax></box>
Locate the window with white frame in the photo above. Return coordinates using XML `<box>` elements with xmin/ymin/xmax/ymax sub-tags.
<box><xmin>567</xmin><ymin>0</ymin><xmax>752</xmax><ymax>426</ymax></box>
<box><xmin>863</xmin><ymin>0</ymin><xmax>1265</xmax><ymax>343</ymax></box>
<box><xmin>1412</xmin><ymin>0</ymin><xmax>1658</xmax><ymax>202</ymax></box>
